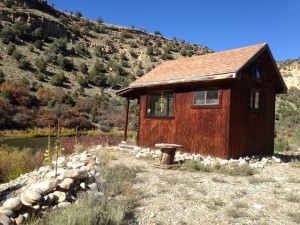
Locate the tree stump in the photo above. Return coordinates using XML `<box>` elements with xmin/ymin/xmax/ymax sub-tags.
<box><xmin>155</xmin><ymin>143</ymin><xmax>184</xmax><ymax>166</ymax></box>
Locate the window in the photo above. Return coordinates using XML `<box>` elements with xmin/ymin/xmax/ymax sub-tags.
<box><xmin>147</xmin><ymin>91</ymin><xmax>173</xmax><ymax>117</ymax></box>
<box><xmin>250</xmin><ymin>90</ymin><xmax>260</xmax><ymax>109</ymax></box>
<box><xmin>252</xmin><ymin>62</ymin><xmax>261</xmax><ymax>79</ymax></box>
<box><xmin>193</xmin><ymin>88</ymin><xmax>220</xmax><ymax>106</ymax></box>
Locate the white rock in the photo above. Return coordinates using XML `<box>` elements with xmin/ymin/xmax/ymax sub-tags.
<box><xmin>33</xmin><ymin>179</ymin><xmax>58</xmax><ymax>194</ymax></box>
<box><xmin>58</xmin><ymin>202</ymin><xmax>71</xmax><ymax>208</ymax></box>
<box><xmin>194</xmin><ymin>155</ymin><xmax>201</xmax><ymax>161</ymax></box>
<box><xmin>134</xmin><ymin>147</ymin><xmax>142</xmax><ymax>151</ymax></box>
<box><xmin>80</xmin><ymin>182</ymin><xmax>86</xmax><ymax>190</ymax></box>
<box><xmin>262</xmin><ymin>157</ymin><xmax>269</xmax><ymax>164</ymax></box>
<box><xmin>3</xmin><ymin>198</ymin><xmax>23</xmax><ymax>211</ymax></box>
<box><xmin>24</xmin><ymin>190</ymin><xmax>42</xmax><ymax>203</ymax></box>
<box><xmin>47</xmin><ymin>193</ymin><xmax>55</xmax><ymax>203</ymax></box>
<box><xmin>59</xmin><ymin>178</ymin><xmax>74</xmax><ymax>190</ymax></box>
<box><xmin>88</xmin><ymin>183</ymin><xmax>98</xmax><ymax>191</ymax></box>
<box><xmin>274</xmin><ymin>158</ymin><xmax>281</xmax><ymax>163</ymax></box>
<box><xmin>38</xmin><ymin>166</ymin><xmax>51</xmax><ymax>174</ymax></box>
<box><xmin>253</xmin><ymin>203</ymin><xmax>264</xmax><ymax>209</ymax></box>
<box><xmin>52</xmin><ymin>157</ymin><xmax>66</xmax><ymax>168</ymax></box>
<box><xmin>53</xmin><ymin>191</ymin><xmax>67</xmax><ymax>203</ymax></box>
<box><xmin>3</xmin><ymin>209</ymin><xmax>16</xmax><ymax>218</ymax></box>
<box><xmin>58</xmin><ymin>169</ymin><xmax>88</xmax><ymax>180</ymax></box>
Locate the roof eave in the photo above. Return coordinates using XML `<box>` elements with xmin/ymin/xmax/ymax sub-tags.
<box><xmin>130</xmin><ymin>72</ymin><xmax>237</xmax><ymax>88</ymax></box>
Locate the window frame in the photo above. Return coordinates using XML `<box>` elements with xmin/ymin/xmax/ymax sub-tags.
<box><xmin>192</xmin><ymin>87</ymin><xmax>222</xmax><ymax>109</ymax></box>
<box><xmin>251</xmin><ymin>62</ymin><xmax>262</xmax><ymax>80</ymax></box>
<box><xmin>250</xmin><ymin>89</ymin><xmax>260</xmax><ymax>110</ymax></box>
<box><xmin>146</xmin><ymin>90</ymin><xmax>175</xmax><ymax>118</ymax></box>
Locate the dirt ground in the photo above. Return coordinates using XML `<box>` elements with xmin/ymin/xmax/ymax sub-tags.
<box><xmin>112</xmin><ymin>150</ymin><xmax>300</xmax><ymax>225</ymax></box>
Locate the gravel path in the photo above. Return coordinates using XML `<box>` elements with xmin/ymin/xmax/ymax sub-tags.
<box><xmin>114</xmin><ymin>154</ymin><xmax>300</xmax><ymax>225</ymax></box>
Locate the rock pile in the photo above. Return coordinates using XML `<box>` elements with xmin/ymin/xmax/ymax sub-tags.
<box><xmin>117</xmin><ymin>145</ymin><xmax>284</xmax><ymax>168</ymax></box>
<box><xmin>0</xmin><ymin>151</ymin><xmax>100</xmax><ymax>225</ymax></box>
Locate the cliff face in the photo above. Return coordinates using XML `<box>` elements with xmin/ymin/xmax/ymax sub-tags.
<box><xmin>0</xmin><ymin>8</ymin><xmax>69</xmax><ymax>38</ymax></box>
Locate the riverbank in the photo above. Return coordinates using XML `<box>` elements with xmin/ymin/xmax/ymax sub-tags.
<box><xmin>0</xmin><ymin>128</ymin><xmax>136</xmax><ymax>140</ymax></box>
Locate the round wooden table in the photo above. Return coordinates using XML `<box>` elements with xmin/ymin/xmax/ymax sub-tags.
<box><xmin>155</xmin><ymin>143</ymin><xmax>184</xmax><ymax>166</ymax></box>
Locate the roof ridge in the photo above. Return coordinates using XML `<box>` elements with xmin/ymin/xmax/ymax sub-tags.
<box><xmin>161</xmin><ymin>43</ymin><xmax>268</xmax><ymax>65</ymax></box>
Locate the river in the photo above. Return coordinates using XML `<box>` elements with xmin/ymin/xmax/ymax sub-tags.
<box><xmin>0</xmin><ymin>137</ymin><xmax>56</xmax><ymax>152</ymax></box>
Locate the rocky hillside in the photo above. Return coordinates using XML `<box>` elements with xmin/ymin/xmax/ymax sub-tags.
<box><xmin>278</xmin><ymin>58</ymin><xmax>300</xmax><ymax>89</ymax></box>
<box><xmin>0</xmin><ymin>0</ymin><xmax>212</xmax><ymax>130</ymax></box>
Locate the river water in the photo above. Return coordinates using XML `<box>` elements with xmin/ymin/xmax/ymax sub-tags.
<box><xmin>0</xmin><ymin>137</ymin><xmax>57</xmax><ymax>152</ymax></box>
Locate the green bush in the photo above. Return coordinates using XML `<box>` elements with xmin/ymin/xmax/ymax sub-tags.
<box><xmin>28</xmin><ymin>45</ymin><xmax>34</xmax><ymax>52</ymax></box>
<box><xmin>50</xmin><ymin>72</ymin><xmax>66</xmax><ymax>86</ymax></box>
<box><xmin>6</xmin><ymin>42</ymin><xmax>16</xmax><ymax>55</ymax></box>
<box><xmin>35</xmin><ymin>73</ymin><xmax>45</xmax><ymax>81</ymax></box>
<box><xmin>33</xmin><ymin>27</ymin><xmax>44</xmax><ymax>40</ymax></box>
<box><xmin>49</xmin><ymin>38</ymin><xmax>68</xmax><ymax>55</ymax></box>
<box><xmin>12</xmin><ymin>49</ymin><xmax>23</xmax><ymax>61</ymax></box>
<box><xmin>35</xmin><ymin>58</ymin><xmax>47</xmax><ymax>73</ymax></box>
<box><xmin>34</xmin><ymin>40</ymin><xmax>43</xmax><ymax>50</ymax></box>
<box><xmin>274</xmin><ymin>136</ymin><xmax>289</xmax><ymax>152</ymax></box>
<box><xmin>1</xmin><ymin>27</ymin><xmax>15</xmax><ymax>44</ymax></box>
<box><xmin>11</xmin><ymin>21</ymin><xmax>31</xmax><ymax>40</ymax></box>
<box><xmin>57</xmin><ymin>55</ymin><xmax>73</xmax><ymax>71</ymax></box>
<box><xmin>18</xmin><ymin>58</ymin><xmax>31</xmax><ymax>70</ymax></box>
<box><xmin>96</xmin><ymin>16</ymin><xmax>104</xmax><ymax>24</ymax></box>
<box><xmin>75</xmin><ymin>11</ymin><xmax>82</xmax><ymax>18</ymax></box>
<box><xmin>146</xmin><ymin>45</ymin><xmax>154</xmax><ymax>56</ymax></box>
<box><xmin>79</xmin><ymin>62</ymin><xmax>89</xmax><ymax>74</ymax></box>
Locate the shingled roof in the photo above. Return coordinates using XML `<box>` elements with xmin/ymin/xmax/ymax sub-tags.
<box><xmin>130</xmin><ymin>43</ymin><xmax>268</xmax><ymax>88</ymax></box>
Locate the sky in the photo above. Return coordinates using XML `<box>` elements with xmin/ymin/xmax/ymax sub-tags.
<box><xmin>48</xmin><ymin>0</ymin><xmax>300</xmax><ymax>61</ymax></box>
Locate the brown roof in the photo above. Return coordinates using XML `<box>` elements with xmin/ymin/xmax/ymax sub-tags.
<box><xmin>131</xmin><ymin>43</ymin><xmax>267</xmax><ymax>87</ymax></box>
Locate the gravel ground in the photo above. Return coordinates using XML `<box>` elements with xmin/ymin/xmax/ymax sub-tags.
<box><xmin>113</xmin><ymin>153</ymin><xmax>300</xmax><ymax>225</ymax></box>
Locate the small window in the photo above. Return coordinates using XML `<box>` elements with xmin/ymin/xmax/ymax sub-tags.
<box><xmin>147</xmin><ymin>91</ymin><xmax>173</xmax><ymax>117</ymax></box>
<box><xmin>252</xmin><ymin>62</ymin><xmax>261</xmax><ymax>79</ymax></box>
<box><xmin>250</xmin><ymin>90</ymin><xmax>260</xmax><ymax>109</ymax></box>
<box><xmin>193</xmin><ymin>88</ymin><xmax>220</xmax><ymax>106</ymax></box>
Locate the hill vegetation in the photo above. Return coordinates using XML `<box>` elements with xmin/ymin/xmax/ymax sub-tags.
<box><xmin>0</xmin><ymin>0</ymin><xmax>212</xmax><ymax>132</ymax></box>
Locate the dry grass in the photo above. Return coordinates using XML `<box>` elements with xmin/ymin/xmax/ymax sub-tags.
<box><xmin>35</xmin><ymin>163</ymin><xmax>139</xmax><ymax>225</ymax></box>
<box><xmin>288</xmin><ymin>211</ymin><xmax>300</xmax><ymax>223</ymax></box>
<box><xmin>0</xmin><ymin>145</ymin><xmax>44</xmax><ymax>183</ymax></box>
<box><xmin>248</xmin><ymin>176</ymin><xmax>276</xmax><ymax>184</ymax></box>
<box><xmin>177</xmin><ymin>160</ymin><xmax>256</xmax><ymax>176</ymax></box>
<box><xmin>286</xmin><ymin>194</ymin><xmax>300</xmax><ymax>203</ymax></box>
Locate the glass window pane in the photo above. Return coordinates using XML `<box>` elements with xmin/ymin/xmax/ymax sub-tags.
<box><xmin>255</xmin><ymin>92</ymin><xmax>259</xmax><ymax>109</ymax></box>
<box><xmin>206</xmin><ymin>90</ymin><xmax>219</xmax><ymax>105</ymax></box>
<box><xmin>194</xmin><ymin>90</ymin><xmax>205</xmax><ymax>105</ymax></box>
<box><xmin>147</xmin><ymin>91</ymin><xmax>173</xmax><ymax>117</ymax></box>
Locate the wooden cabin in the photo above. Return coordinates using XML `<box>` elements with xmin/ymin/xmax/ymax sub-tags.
<box><xmin>117</xmin><ymin>43</ymin><xmax>287</xmax><ymax>159</ymax></box>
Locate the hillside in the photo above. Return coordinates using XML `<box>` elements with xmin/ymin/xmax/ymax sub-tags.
<box><xmin>0</xmin><ymin>0</ymin><xmax>212</xmax><ymax>131</ymax></box>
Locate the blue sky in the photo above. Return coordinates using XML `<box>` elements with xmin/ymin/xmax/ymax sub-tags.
<box><xmin>48</xmin><ymin>0</ymin><xmax>299</xmax><ymax>61</ymax></box>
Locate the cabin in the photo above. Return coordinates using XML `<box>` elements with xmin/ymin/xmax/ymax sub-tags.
<box><xmin>117</xmin><ymin>43</ymin><xmax>287</xmax><ymax>159</ymax></box>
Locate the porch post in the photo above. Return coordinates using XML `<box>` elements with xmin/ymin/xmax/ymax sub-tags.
<box><xmin>124</xmin><ymin>97</ymin><xmax>129</xmax><ymax>142</ymax></box>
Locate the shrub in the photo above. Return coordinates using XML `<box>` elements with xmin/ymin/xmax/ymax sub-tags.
<box><xmin>11</xmin><ymin>21</ymin><xmax>31</xmax><ymax>41</ymax></box>
<box><xmin>28</xmin><ymin>45</ymin><xmax>34</xmax><ymax>52</ymax></box>
<box><xmin>59</xmin><ymin>15</ymin><xmax>68</xmax><ymax>24</ymax></box>
<box><xmin>18</xmin><ymin>58</ymin><xmax>31</xmax><ymax>70</ymax></box>
<box><xmin>50</xmin><ymin>72</ymin><xmax>66</xmax><ymax>86</ymax></box>
<box><xmin>34</xmin><ymin>40</ymin><xmax>43</xmax><ymax>50</ymax></box>
<box><xmin>274</xmin><ymin>136</ymin><xmax>289</xmax><ymax>152</ymax></box>
<box><xmin>79</xmin><ymin>62</ymin><xmax>88</xmax><ymax>74</ymax></box>
<box><xmin>35</xmin><ymin>58</ymin><xmax>47</xmax><ymax>73</ymax></box>
<box><xmin>6</xmin><ymin>42</ymin><xmax>16</xmax><ymax>55</ymax></box>
<box><xmin>77</xmin><ymin>76</ymin><xmax>88</xmax><ymax>87</ymax></box>
<box><xmin>96</xmin><ymin>16</ymin><xmax>104</xmax><ymax>24</ymax></box>
<box><xmin>3</xmin><ymin>0</ymin><xmax>13</xmax><ymax>8</ymax></box>
<box><xmin>0</xmin><ymin>70</ymin><xmax>5</xmax><ymax>84</ymax></box>
<box><xmin>57</xmin><ymin>55</ymin><xmax>73</xmax><ymax>71</ymax></box>
<box><xmin>35</xmin><ymin>73</ymin><xmax>45</xmax><ymax>81</ymax></box>
<box><xmin>33</xmin><ymin>27</ymin><xmax>44</xmax><ymax>40</ymax></box>
<box><xmin>0</xmin><ymin>145</ymin><xmax>43</xmax><ymax>183</ymax></box>
<box><xmin>180</xmin><ymin>48</ymin><xmax>187</xmax><ymax>56</ymax></box>
<box><xmin>75</xmin><ymin>11</ymin><xmax>82</xmax><ymax>18</ymax></box>
<box><xmin>1</xmin><ymin>27</ymin><xmax>15</xmax><ymax>44</ymax></box>
<box><xmin>49</xmin><ymin>38</ymin><xmax>68</xmax><ymax>55</ymax></box>
<box><xmin>12</xmin><ymin>49</ymin><xmax>23</xmax><ymax>61</ymax></box>
<box><xmin>154</xmin><ymin>30</ymin><xmax>162</xmax><ymax>36</ymax></box>
<box><xmin>146</xmin><ymin>45</ymin><xmax>154</xmax><ymax>56</ymax></box>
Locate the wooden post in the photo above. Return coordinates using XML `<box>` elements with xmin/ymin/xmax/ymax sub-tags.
<box><xmin>124</xmin><ymin>98</ymin><xmax>129</xmax><ymax>142</ymax></box>
<box><xmin>159</xmin><ymin>148</ymin><xmax>176</xmax><ymax>165</ymax></box>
